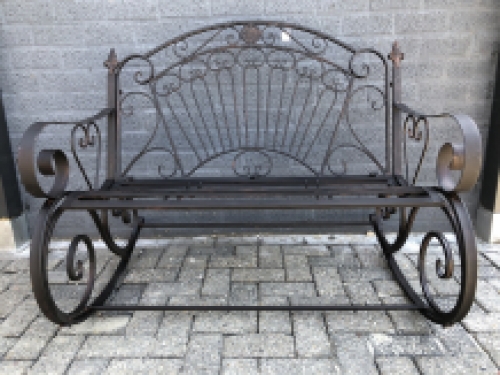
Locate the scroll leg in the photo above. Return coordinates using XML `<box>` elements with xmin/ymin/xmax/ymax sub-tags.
<box><xmin>30</xmin><ymin>199</ymin><xmax>143</xmax><ymax>325</ymax></box>
<box><xmin>370</xmin><ymin>191</ymin><xmax>478</xmax><ymax>326</ymax></box>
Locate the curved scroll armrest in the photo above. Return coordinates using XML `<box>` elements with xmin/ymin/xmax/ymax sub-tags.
<box><xmin>17</xmin><ymin>108</ymin><xmax>114</xmax><ymax>199</ymax></box>
<box><xmin>396</xmin><ymin>102</ymin><xmax>482</xmax><ymax>192</ymax></box>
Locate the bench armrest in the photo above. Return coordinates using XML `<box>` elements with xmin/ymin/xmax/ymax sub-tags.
<box><xmin>17</xmin><ymin>108</ymin><xmax>114</xmax><ymax>199</ymax></box>
<box><xmin>395</xmin><ymin>102</ymin><xmax>482</xmax><ymax>192</ymax></box>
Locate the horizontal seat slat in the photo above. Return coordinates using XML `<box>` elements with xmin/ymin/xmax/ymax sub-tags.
<box><xmin>77</xmin><ymin>185</ymin><xmax>426</xmax><ymax>199</ymax></box>
<box><xmin>62</xmin><ymin>196</ymin><xmax>442</xmax><ymax>210</ymax></box>
<box><xmin>113</xmin><ymin>175</ymin><xmax>394</xmax><ymax>187</ymax></box>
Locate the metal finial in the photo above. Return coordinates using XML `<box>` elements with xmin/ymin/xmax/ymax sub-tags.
<box><xmin>388</xmin><ymin>41</ymin><xmax>404</xmax><ymax>67</ymax></box>
<box><xmin>104</xmin><ymin>48</ymin><xmax>118</xmax><ymax>72</ymax></box>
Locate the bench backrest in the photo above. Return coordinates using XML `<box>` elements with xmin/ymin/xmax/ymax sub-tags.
<box><xmin>111</xmin><ymin>21</ymin><xmax>391</xmax><ymax>179</ymax></box>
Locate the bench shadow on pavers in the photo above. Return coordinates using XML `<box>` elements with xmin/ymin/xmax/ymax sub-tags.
<box><xmin>16</xmin><ymin>21</ymin><xmax>482</xmax><ymax>327</ymax></box>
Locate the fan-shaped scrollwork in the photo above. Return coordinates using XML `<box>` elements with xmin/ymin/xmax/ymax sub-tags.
<box><xmin>115</xmin><ymin>21</ymin><xmax>389</xmax><ymax>178</ymax></box>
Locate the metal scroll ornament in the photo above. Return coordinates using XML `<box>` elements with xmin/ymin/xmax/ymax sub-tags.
<box><xmin>240</xmin><ymin>25</ymin><xmax>262</xmax><ymax>44</ymax></box>
<box><xmin>232</xmin><ymin>150</ymin><xmax>272</xmax><ymax>178</ymax></box>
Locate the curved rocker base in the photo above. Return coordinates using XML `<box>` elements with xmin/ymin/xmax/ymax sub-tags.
<box><xmin>371</xmin><ymin>189</ymin><xmax>477</xmax><ymax>326</ymax></box>
<box><xmin>30</xmin><ymin>198</ymin><xmax>143</xmax><ymax>326</ymax></box>
<box><xmin>29</xmin><ymin>189</ymin><xmax>477</xmax><ymax>327</ymax></box>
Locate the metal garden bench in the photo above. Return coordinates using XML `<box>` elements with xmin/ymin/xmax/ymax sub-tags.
<box><xmin>17</xmin><ymin>21</ymin><xmax>482</xmax><ymax>327</ymax></box>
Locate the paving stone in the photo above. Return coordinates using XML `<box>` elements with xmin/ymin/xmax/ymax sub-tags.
<box><xmin>260</xmin><ymin>282</ymin><xmax>316</xmax><ymax>297</ymax></box>
<box><xmin>29</xmin><ymin>335</ymin><xmax>85</xmax><ymax>375</ymax></box>
<box><xmin>169</xmin><ymin>296</ymin><xmax>228</xmax><ymax>306</ymax></box>
<box><xmin>332</xmin><ymin>334</ymin><xmax>378</xmax><ymax>375</ymax></box>
<box><xmin>194</xmin><ymin>311</ymin><xmax>257</xmax><ymax>334</ymax></box>
<box><xmin>108</xmin><ymin>284</ymin><xmax>145</xmax><ymax>306</ymax></box>
<box><xmin>344</xmin><ymin>282</ymin><xmax>380</xmax><ymax>304</ymax></box>
<box><xmin>282</xmin><ymin>245</ymin><xmax>330</xmax><ymax>256</ymax></box>
<box><xmin>433</xmin><ymin>324</ymin><xmax>483</xmax><ymax>354</ymax></box>
<box><xmin>232</xmin><ymin>268</ymin><xmax>285</xmax><ymax>282</ymax></box>
<box><xmin>210</xmin><ymin>246</ymin><xmax>257</xmax><ymax>268</ymax></box>
<box><xmin>0</xmin><ymin>361</ymin><xmax>33</xmax><ymax>375</ymax></box>
<box><xmin>224</xmin><ymin>333</ymin><xmax>294</xmax><ymax>357</ymax></box>
<box><xmin>372</xmin><ymin>279</ymin><xmax>407</xmax><ymax>297</ymax></box>
<box><xmin>284</xmin><ymin>254</ymin><xmax>312</xmax><ymax>281</ymax></box>
<box><xmin>477</xmin><ymin>266</ymin><xmax>499</xmax><ymax>279</ymax></box>
<box><xmin>78</xmin><ymin>336</ymin><xmax>152</xmax><ymax>358</ymax></box>
<box><xmin>182</xmin><ymin>254</ymin><xmax>208</xmax><ymax>268</ymax></box>
<box><xmin>379</xmin><ymin>296</ymin><xmax>432</xmax><ymax>334</ymax></box>
<box><xmin>474</xmin><ymin>332</ymin><xmax>500</xmax><ymax>367</ymax></box>
<box><xmin>482</xmin><ymin>251</ymin><xmax>500</xmax><ymax>268</ymax></box>
<box><xmin>140</xmin><ymin>283</ymin><xmax>171</xmax><ymax>305</ymax></box>
<box><xmin>0</xmin><ymin>337</ymin><xmax>18</xmax><ymax>356</ymax></box>
<box><xmin>149</xmin><ymin>336</ymin><xmax>192</xmax><ymax>358</ymax></box>
<box><xmin>369</xmin><ymin>334</ymin><xmax>446</xmax><ymax>355</ymax></box>
<box><xmin>189</xmin><ymin>245</ymin><xmax>234</xmax><ymax>256</ymax></box>
<box><xmin>5</xmin><ymin>335</ymin><xmax>51</xmax><ymax>360</ymax></box>
<box><xmin>125</xmin><ymin>311</ymin><xmax>163</xmax><ymax>336</ymax></box>
<box><xmin>475</xmin><ymin>279</ymin><xmax>500</xmax><ymax>312</ymax></box>
<box><xmin>104</xmin><ymin>358</ymin><xmax>183</xmax><ymax>375</ymax></box>
<box><xmin>326</xmin><ymin>311</ymin><xmax>394</xmax><ymax>333</ymax></box>
<box><xmin>124</xmin><ymin>268</ymin><xmax>177</xmax><ymax>283</ymax></box>
<box><xmin>415</xmin><ymin>353</ymin><xmax>498</xmax><ymax>375</ymax></box>
<box><xmin>387</xmin><ymin>310</ymin><xmax>432</xmax><ymax>334</ymax></box>
<box><xmin>157</xmin><ymin>312</ymin><xmax>192</xmax><ymax>341</ymax></box>
<box><xmin>259</xmin><ymin>297</ymin><xmax>291</xmax><ymax>334</ymax></box>
<box><xmin>3</xmin><ymin>237</ymin><xmax>497</xmax><ymax>375</ymax></box>
<box><xmin>131</xmin><ymin>248</ymin><xmax>163</xmax><ymax>269</ymax></box>
<box><xmin>258</xmin><ymin>245</ymin><xmax>283</xmax><ymax>268</ymax></box>
<box><xmin>312</xmin><ymin>267</ymin><xmax>344</xmax><ymax>296</ymax></box>
<box><xmin>376</xmin><ymin>357</ymin><xmax>420</xmax><ymax>375</ymax></box>
<box><xmin>78</xmin><ymin>336</ymin><xmax>187</xmax><ymax>358</ymax></box>
<box><xmin>0</xmin><ymin>259</ymin><xmax>12</xmax><ymax>271</ymax></box>
<box><xmin>2</xmin><ymin>258</ymin><xmax>30</xmax><ymax>273</ymax></box>
<box><xmin>261</xmin><ymin>359</ymin><xmax>340</xmax><ymax>375</ymax></box>
<box><xmin>146</xmin><ymin>281</ymin><xmax>202</xmax><ymax>297</ymax></box>
<box><xmin>260</xmin><ymin>235</ymin><xmax>305</xmax><ymax>245</ymax></box>
<box><xmin>293</xmin><ymin>312</ymin><xmax>332</xmax><ymax>357</ymax></box>
<box><xmin>182</xmin><ymin>334</ymin><xmax>222</xmax><ymax>375</ymax></box>
<box><xmin>353</xmin><ymin>244</ymin><xmax>388</xmax><ymax>268</ymax></box>
<box><xmin>488</xmin><ymin>278</ymin><xmax>500</xmax><ymax>292</ymax></box>
<box><xmin>222</xmin><ymin>359</ymin><xmax>259</xmax><ymax>375</ymax></box>
<box><xmin>0</xmin><ymin>286</ymin><xmax>29</xmax><ymax>319</ymax></box>
<box><xmin>427</xmin><ymin>276</ymin><xmax>461</xmax><ymax>296</ymax></box>
<box><xmin>309</xmin><ymin>245</ymin><xmax>360</xmax><ymax>268</ymax></box>
<box><xmin>178</xmin><ymin>267</ymin><xmax>204</xmax><ymax>282</ymax></box>
<box><xmin>23</xmin><ymin>317</ymin><xmax>59</xmax><ymax>338</ymax></box>
<box><xmin>202</xmin><ymin>269</ymin><xmax>230</xmax><ymax>296</ymax></box>
<box><xmin>289</xmin><ymin>295</ymin><xmax>350</xmax><ymax>306</ymax></box>
<box><xmin>156</xmin><ymin>245</ymin><xmax>188</xmax><ymax>267</ymax></box>
<box><xmin>210</xmin><ymin>254</ymin><xmax>257</xmax><ymax>268</ymax></box>
<box><xmin>67</xmin><ymin>359</ymin><xmax>109</xmax><ymax>375</ymax></box>
<box><xmin>0</xmin><ymin>299</ymin><xmax>40</xmax><ymax>337</ymax></box>
<box><xmin>462</xmin><ymin>312</ymin><xmax>500</xmax><ymax>332</ymax></box>
<box><xmin>393</xmin><ymin>252</ymin><xmax>418</xmax><ymax>275</ymax></box>
<box><xmin>230</xmin><ymin>282</ymin><xmax>258</xmax><ymax>305</ymax></box>
<box><xmin>339</xmin><ymin>268</ymin><xmax>393</xmax><ymax>281</ymax></box>
<box><xmin>60</xmin><ymin>316</ymin><xmax>130</xmax><ymax>336</ymax></box>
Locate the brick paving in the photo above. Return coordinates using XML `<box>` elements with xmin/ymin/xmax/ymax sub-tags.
<box><xmin>0</xmin><ymin>234</ymin><xmax>499</xmax><ymax>374</ymax></box>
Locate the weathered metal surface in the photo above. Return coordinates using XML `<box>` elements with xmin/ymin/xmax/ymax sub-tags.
<box><xmin>15</xmin><ymin>21</ymin><xmax>482</xmax><ymax>327</ymax></box>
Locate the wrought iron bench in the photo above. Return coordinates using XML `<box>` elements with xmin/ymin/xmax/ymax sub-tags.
<box><xmin>17</xmin><ymin>21</ymin><xmax>482</xmax><ymax>327</ymax></box>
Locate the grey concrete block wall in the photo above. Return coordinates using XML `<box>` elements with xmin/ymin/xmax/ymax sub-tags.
<box><xmin>0</xmin><ymin>0</ymin><xmax>499</xmax><ymax>237</ymax></box>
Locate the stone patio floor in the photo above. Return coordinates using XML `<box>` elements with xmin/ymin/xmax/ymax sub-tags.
<box><xmin>0</xmin><ymin>233</ymin><xmax>499</xmax><ymax>374</ymax></box>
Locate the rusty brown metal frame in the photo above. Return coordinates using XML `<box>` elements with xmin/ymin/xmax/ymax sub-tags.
<box><xmin>16</xmin><ymin>21</ymin><xmax>482</xmax><ymax>327</ymax></box>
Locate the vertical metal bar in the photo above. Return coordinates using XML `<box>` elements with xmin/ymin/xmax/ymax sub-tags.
<box><xmin>273</xmin><ymin>69</ymin><xmax>287</xmax><ymax>149</ymax></box>
<box><xmin>389</xmin><ymin>42</ymin><xmax>404</xmax><ymax>177</ymax></box>
<box><xmin>105</xmin><ymin>49</ymin><xmax>119</xmax><ymax>179</ymax></box>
